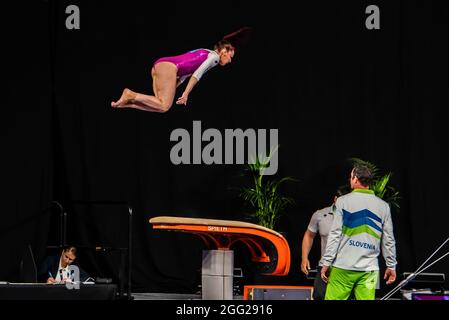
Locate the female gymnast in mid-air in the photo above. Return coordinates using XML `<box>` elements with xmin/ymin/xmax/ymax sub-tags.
<box><xmin>111</xmin><ymin>27</ymin><xmax>252</xmax><ymax>113</ymax></box>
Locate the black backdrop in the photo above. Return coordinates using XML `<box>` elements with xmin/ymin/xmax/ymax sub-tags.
<box><xmin>2</xmin><ymin>0</ymin><xmax>448</xmax><ymax>295</ymax></box>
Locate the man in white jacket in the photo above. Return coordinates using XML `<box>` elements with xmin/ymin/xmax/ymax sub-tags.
<box><xmin>320</xmin><ymin>164</ymin><xmax>397</xmax><ymax>300</ymax></box>
<box><xmin>300</xmin><ymin>185</ymin><xmax>351</xmax><ymax>300</ymax></box>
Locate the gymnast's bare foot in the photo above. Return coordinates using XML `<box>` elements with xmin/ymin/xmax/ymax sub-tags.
<box><xmin>111</xmin><ymin>88</ymin><xmax>137</xmax><ymax>108</ymax></box>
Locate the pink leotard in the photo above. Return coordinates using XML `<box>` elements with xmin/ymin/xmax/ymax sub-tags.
<box><xmin>153</xmin><ymin>49</ymin><xmax>219</xmax><ymax>82</ymax></box>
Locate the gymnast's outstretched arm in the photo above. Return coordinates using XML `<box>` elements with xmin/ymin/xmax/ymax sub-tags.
<box><xmin>176</xmin><ymin>76</ymin><xmax>198</xmax><ymax>105</ymax></box>
<box><xmin>176</xmin><ymin>52</ymin><xmax>219</xmax><ymax>105</ymax></box>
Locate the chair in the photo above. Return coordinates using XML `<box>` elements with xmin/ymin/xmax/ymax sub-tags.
<box><xmin>18</xmin><ymin>244</ymin><xmax>38</xmax><ymax>283</ymax></box>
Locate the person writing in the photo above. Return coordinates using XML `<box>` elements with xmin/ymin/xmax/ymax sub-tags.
<box><xmin>38</xmin><ymin>246</ymin><xmax>89</xmax><ymax>284</ymax></box>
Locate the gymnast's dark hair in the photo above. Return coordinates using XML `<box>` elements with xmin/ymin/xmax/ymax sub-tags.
<box><xmin>214</xmin><ymin>40</ymin><xmax>235</xmax><ymax>52</ymax></box>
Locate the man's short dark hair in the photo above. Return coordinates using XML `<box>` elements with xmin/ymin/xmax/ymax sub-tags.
<box><xmin>352</xmin><ymin>164</ymin><xmax>373</xmax><ymax>187</ymax></box>
<box><xmin>336</xmin><ymin>184</ymin><xmax>351</xmax><ymax>197</ymax></box>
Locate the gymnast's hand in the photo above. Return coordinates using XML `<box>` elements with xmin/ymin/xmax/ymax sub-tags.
<box><xmin>176</xmin><ymin>93</ymin><xmax>189</xmax><ymax>106</ymax></box>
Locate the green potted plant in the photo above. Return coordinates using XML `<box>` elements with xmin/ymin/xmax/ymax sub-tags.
<box><xmin>350</xmin><ymin>157</ymin><xmax>401</xmax><ymax>210</ymax></box>
<box><xmin>239</xmin><ymin>149</ymin><xmax>296</xmax><ymax>230</ymax></box>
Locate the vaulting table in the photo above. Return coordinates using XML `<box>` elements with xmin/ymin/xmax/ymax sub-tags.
<box><xmin>149</xmin><ymin>216</ymin><xmax>291</xmax><ymax>299</ymax></box>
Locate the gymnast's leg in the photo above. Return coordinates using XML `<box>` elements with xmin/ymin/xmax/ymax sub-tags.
<box><xmin>111</xmin><ymin>62</ymin><xmax>177</xmax><ymax>113</ymax></box>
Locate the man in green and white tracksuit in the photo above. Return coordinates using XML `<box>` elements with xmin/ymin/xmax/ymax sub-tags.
<box><xmin>320</xmin><ymin>164</ymin><xmax>397</xmax><ymax>300</ymax></box>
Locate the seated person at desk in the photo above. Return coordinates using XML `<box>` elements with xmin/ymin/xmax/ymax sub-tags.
<box><xmin>38</xmin><ymin>246</ymin><xmax>90</xmax><ymax>283</ymax></box>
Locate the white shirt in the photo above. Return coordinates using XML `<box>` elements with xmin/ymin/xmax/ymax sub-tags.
<box><xmin>55</xmin><ymin>260</ymin><xmax>72</xmax><ymax>282</ymax></box>
<box><xmin>307</xmin><ymin>205</ymin><xmax>335</xmax><ymax>266</ymax></box>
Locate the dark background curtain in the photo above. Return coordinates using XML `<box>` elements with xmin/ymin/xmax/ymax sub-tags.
<box><xmin>2</xmin><ymin>0</ymin><xmax>448</xmax><ymax>295</ymax></box>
